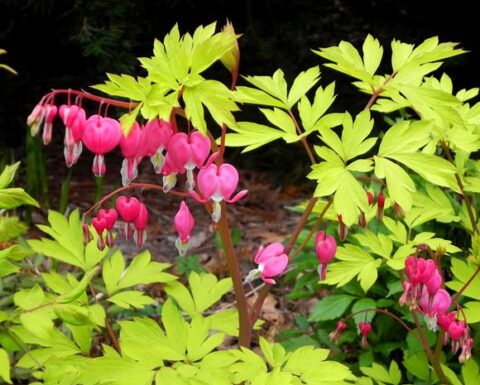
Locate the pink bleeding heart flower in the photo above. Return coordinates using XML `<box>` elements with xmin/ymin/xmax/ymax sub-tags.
<box><xmin>246</xmin><ymin>243</ymin><xmax>289</xmax><ymax>285</ymax></box>
<box><xmin>399</xmin><ymin>281</ymin><xmax>412</xmax><ymax>307</ymax></box>
<box><xmin>191</xmin><ymin>162</ymin><xmax>247</xmax><ymax>222</ymax></box>
<box><xmin>359</xmin><ymin>321</ymin><xmax>372</xmax><ymax>348</ymax></box>
<box><xmin>165</xmin><ymin>131</ymin><xmax>211</xmax><ymax>190</ymax></box>
<box><xmin>59</xmin><ymin>105</ymin><xmax>87</xmax><ymax>167</ymax></box>
<box><xmin>422</xmin><ymin>288</ymin><xmax>452</xmax><ymax>331</ymax></box>
<box><xmin>315</xmin><ymin>231</ymin><xmax>337</xmax><ymax>280</ymax></box>
<box><xmin>161</xmin><ymin>152</ymin><xmax>185</xmax><ymax>192</ymax></box>
<box><xmin>40</xmin><ymin>104</ymin><xmax>58</xmax><ymax>145</ymax></box>
<box><xmin>115</xmin><ymin>196</ymin><xmax>141</xmax><ymax>239</ymax></box>
<box><xmin>98</xmin><ymin>208</ymin><xmax>118</xmax><ymax>247</ymax></box>
<box><xmin>329</xmin><ymin>320</ymin><xmax>347</xmax><ymax>342</ymax></box>
<box><xmin>119</xmin><ymin>122</ymin><xmax>142</xmax><ymax>186</ymax></box>
<box><xmin>92</xmin><ymin>216</ymin><xmax>107</xmax><ymax>250</ymax></box>
<box><xmin>459</xmin><ymin>337</ymin><xmax>473</xmax><ymax>363</ymax></box>
<box><xmin>426</xmin><ymin>268</ymin><xmax>443</xmax><ymax>295</ymax></box>
<box><xmin>82</xmin><ymin>114</ymin><xmax>122</xmax><ymax>177</ymax></box>
<box><xmin>27</xmin><ymin>103</ymin><xmax>46</xmax><ymax>135</ymax></box>
<box><xmin>448</xmin><ymin>320</ymin><xmax>467</xmax><ymax>354</ymax></box>
<box><xmin>174</xmin><ymin>201</ymin><xmax>195</xmax><ymax>256</ymax></box>
<box><xmin>139</xmin><ymin>119</ymin><xmax>173</xmax><ymax>174</ymax></box>
<box><xmin>133</xmin><ymin>203</ymin><xmax>148</xmax><ymax>248</ymax></box>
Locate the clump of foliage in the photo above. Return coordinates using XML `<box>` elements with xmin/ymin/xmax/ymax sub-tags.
<box><xmin>1</xmin><ymin>21</ymin><xmax>480</xmax><ymax>385</ymax></box>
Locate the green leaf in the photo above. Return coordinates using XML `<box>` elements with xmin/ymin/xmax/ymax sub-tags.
<box><xmin>360</xmin><ymin>362</ymin><xmax>396</xmax><ymax>384</ymax></box>
<box><xmin>188</xmin><ymin>272</ymin><xmax>232</xmax><ymax>313</ymax></box>
<box><xmin>119</xmin><ymin>103</ymin><xmax>142</xmax><ymax>136</ymax></box>
<box><xmin>323</xmin><ymin>244</ymin><xmax>381</xmax><ymax>293</ymax></box>
<box><xmin>374</xmin><ymin>156</ymin><xmax>415</xmax><ymax>212</ymax></box>
<box><xmin>186</xmin><ymin>315</ymin><xmax>225</xmax><ymax>361</ymax></box>
<box><xmin>387</xmin><ymin>153</ymin><xmax>458</xmax><ymax>191</ymax></box>
<box><xmin>14</xmin><ymin>285</ymin><xmax>45</xmax><ymax>309</ymax></box>
<box><xmin>403</xmin><ymin>352</ymin><xmax>431</xmax><ymax>381</ymax></box>
<box><xmin>362</xmin><ymin>35</ymin><xmax>384</xmax><ymax>75</ymax></box>
<box><xmin>0</xmin><ymin>216</ymin><xmax>28</xmax><ymax>242</ymax></box>
<box><xmin>462</xmin><ymin>359</ymin><xmax>480</xmax><ymax>385</ymax></box>
<box><xmin>446</xmin><ymin>258</ymin><xmax>480</xmax><ymax>300</ymax></box>
<box><xmin>353</xmin><ymin>230</ymin><xmax>393</xmax><ymax>259</ymax></box>
<box><xmin>241</xmin><ymin>69</ymin><xmax>289</xmax><ymax>106</ymax></box>
<box><xmin>0</xmin><ymin>348</ymin><xmax>11</xmax><ymax>384</ymax></box>
<box><xmin>0</xmin><ymin>187</ymin><xmax>39</xmax><ymax>209</ymax></box>
<box><xmin>224</xmin><ymin>122</ymin><xmax>283</xmax><ymax>152</ymax></box>
<box><xmin>57</xmin><ymin>267</ymin><xmax>99</xmax><ymax>304</ymax></box>
<box><xmin>53</xmin><ymin>304</ymin><xmax>90</xmax><ymax>326</ymax></box>
<box><xmin>92</xmin><ymin>74</ymin><xmax>150</xmax><ymax>101</ymax></box>
<box><xmin>441</xmin><ymin>364</ymin><xmax>463</xmax><ymax>385</ymax></box>
<box><xmin>162</xmin><ymin>299</ymin><xmax>187</xmax><ymax>358</ymax></box>
<box><xmin>463</xmin><ymin>301</ymin><xmax>480</xmax><ymax>323</ymax></box>
<box><xmin>352</xmin><ymin>298</ymin><xmax>376</xmax><ymax>326</ymax></box>
<box><xmin>308</xmin><ymin>294</ymin><xmax>355</xmax><ymax>322</ymax></box>
<box><xmin>119</xmin><ymin>317</ymin><xmax>183</xmax><ymax>364</ymax></box>
<box><xmin>104</xmin><ymin>250</ymin><xmax>175</xmax><ymax>295</ymax></box>
<box><xmin>0</xmin><ymin>162</ymin><xmax>19</xmax><ymax>189</ymax></box>
<box><xmin>108</xmin><ymin>291</ymin><xmax>155</xmax><ymax>309</ymax></box>
<box><xmin>287</xmin><ymin>66</ymin><xmax>321</xmax><ymax>107</ymax></box>
<box><xmin>378</xmin><ymin>120</ymin><xmax>431</xmax><ymax>156</ymax></box>
<box><xmin>0</xmin><ymin>259</ymin><xmax>20</xmax><ymax>277</ymax></box>
<box><xmin>298</xmin><ymin>83</ymin><xmax>337</xmax><ymax>132</ymax></box>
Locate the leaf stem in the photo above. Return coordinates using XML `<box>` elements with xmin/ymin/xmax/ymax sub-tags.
<box><xmin>440</xmin><ymin>140</ymin><xmax>478</xmax><ymax>234</ymax></box>
<box><xmin>365</xmin><ymin>74</ymin><xmax>393</xmax><ymax>110</ymax></box>
<box><xmin>288</xmin><ymin>110</ymin><xmax>317</xmax><ymax>164</ymax></box>
<box><xmin>344</xmin><ymin>308</ymin><xmax>413</xmax><ymax>333</ymax></box>
<box><xmin>451</xmin><ymin>265</ymin><xmax>480</xmax><ymax>305</ymax></box>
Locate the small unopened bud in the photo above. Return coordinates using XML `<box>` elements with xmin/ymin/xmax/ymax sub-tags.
<box><xmin>358</xmin><ymin>211</ymin><xmax>367</xmax><ymax>228</ymax></box>
<box><xmin>359</xmin><ymin>321</ymin><xmax>372</xmax><ymax>348</ymax></box>
<box><xmin>337</xmin><ymin>215</ymin><xmax>348</xmax><ymax>241</ymax></box>
<box><xmin>376</xmin><ymin>192</ymin><xmax>385</xmax><ymax>221</ymax></box>
<box><xmin>329</xmin><ymin>320</ymin><xmax>347</xmax><ymax>342</ymax></box>
<box><xmin>82</xmin><ymin>223</ymin><xmax>92</xmax><ymax>245</ymax></box>
<box><xmin>393</xmin><ymin>202</ymin><xmax>404</xmax><ymax>218</ymax></box>
<box><xmin>219</xmin><ymin>20</ymin><xmax>240</xmax><ymax>73</ymax></box>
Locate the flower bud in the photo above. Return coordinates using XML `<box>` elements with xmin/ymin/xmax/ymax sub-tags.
<box><xmin>133</xmin><ymin>203</ymin><xmax>149</xmax><ymax>248</ymax></box>
<box><xmin>315</xmin><ymin>231</ymin><xmax>336</xmax><ymax>280</ymax></box>
<box><xmin>359</xmin><ymin>321</ymin><xmax>372</xmax><ymax>348</ymax></box>
<box><xmin>376</xmin><ymin>191</ymin><xmax>385</xmax><ymax>221</ymax></box>
<box><xmin>174</xmin><ymin>201</ymin><xmax>195</xmax><ymax>256</ymax></box>
<box><xmin>329</xmin><ymin>320</ymin><xmax>347</xmax><ymax>342</ymax></box>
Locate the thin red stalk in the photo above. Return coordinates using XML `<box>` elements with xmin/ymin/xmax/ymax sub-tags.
<box><xmin>83</xmin><ymin>183</ymin><xmax>189</xmax><ymax>218</ymax></box>
<box><xmin>41</xmin><ymin>89</ymin><xmax>138</xmax><ymax>109</ymax></box>
<box><xmin>288</xmin><ymin>110</ymin><xmax>316</xmax><ymax>164</ymax></box>
<box><xmin>451</xmin><ymin>265</ymin><xmax>480</xmax><ymax>305</ymax></box>
<box><xmin>440</xmin><ymin>141</ymin><xmax>478</xmax><ymax>234</ymax></box>
<box><xmin>89</xmin><ymin>283</ymin><xmax>121</xmax><ymax>353</ymax></box>
<box><xmin>365</xmin><ymin>74</ymin><xmax>393</xmax><ymax>110</ymax></box>
<box><xmin>345</xmin><ymin>308</ymin><xmax>413</xmax><ymax>334</ymax></box>
<box><xmin>216</xmin><ymin>201</ymin><xmax>251</xmax><ymax>347</ymax></box>
<box><xmin>410</xmin><ymin>310</ymin><xmax>449</xmax><ymax>384</ymax></box>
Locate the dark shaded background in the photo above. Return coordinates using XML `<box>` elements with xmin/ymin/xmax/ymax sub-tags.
<box><xmin>0</xmin><ymin>0</ymin><xmax>478</xmax><ymax>186</ymax></box>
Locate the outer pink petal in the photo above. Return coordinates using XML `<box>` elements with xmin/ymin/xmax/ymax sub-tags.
<box><xmin>218</xmin><ymin>163</ymin><xmax>239</xmax><ymax>199</ymax></box>
<box><xmin>197</xmin><ymin>164</ymin><xmax>219</xmax><ymax>199</ymax></box>
<box><xmin>262</xmin><ymin>254</ymin><xmax>288</xmax><ymax>277</ymax></box>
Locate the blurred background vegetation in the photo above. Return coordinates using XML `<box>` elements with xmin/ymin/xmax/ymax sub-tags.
<box><xmin>0</xmin><ymin>0</ymin><xmax>478</xmax><ymax>198</ymax></box>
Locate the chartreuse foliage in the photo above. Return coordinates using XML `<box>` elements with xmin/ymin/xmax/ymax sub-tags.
<box><xmin>92</xmin><ymin>22</ymin><xmax>239</xmax><ymax>135</ymax></box>
<box><xmin>0</xmin><ymin>210</ymin><xmax>355</xmax><ymax>384</ymax></box>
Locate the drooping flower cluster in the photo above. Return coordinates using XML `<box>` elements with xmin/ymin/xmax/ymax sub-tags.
<box><xmin>399</xmin><ymin>255</ymin><xmax>472</xmax><ymax>362</ymax></box>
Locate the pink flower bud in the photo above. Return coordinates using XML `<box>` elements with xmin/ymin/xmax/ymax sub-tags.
<box><xmin>448</xmin><ymin>321</ymin><xmax>467</xmax><ymax>342</ymax></box>
<box><xmin>139</xmin><ymin>119</ymin><xmax>173</xmax><ymax>173</ymax></box>
<box><xmin>376</xmin><ymin>191</ymin><xmax>385</xmax><ymax>221</ymax></box>
<box><xmin>315</xmin><ymin>231</ymin><xmax>336</xmax><ymax>280</ymax></box>
<box><xmin>166</xmin><ymin>131</ymin><xmax>211</xmax><ymax>190</ymax></box>
<box><xmin>133</xmin><ymin>203</ymin><xmax>148</xmax><ymax>248</ymax></box>
<box><xmin>251</xmin><ymin>243</ymin><xmax>289</xmax><ymax>285</ymax></box>
<box><xmin>82</xmin><ymin>223</ymin><xmax>92</xmax><ymax>246</ymax></box>
<box><xmin>116</xmin><ymin>196</ymin><xmax>141</xmax><ymax>240</ymax></box>
<box><xmin>399</xmin><ymin>281</ymin><xmax>411</xmax><ymax>307</ymax></box>
<box><xmin>426</xmin><ymin>269</ymin><xmax>443</xmax><ymax>295</ymax></box>
<box><xmin>119</xmin><ymin>123</ymin><xmax>142</xmax><ymax>185</ymax></box>
<box><xmin>337</xmin><ymin>215</ymin><xmax>348</xmax><ymax>241</ymax></box>
<box><xmin>438</xmin><ymin>311</ymin><xmax>456</xmax><ymax>332</ymax></box>
<box><xmin>459</xmin><ymin>337</ymin><xmax>473</xmax><ymax>363</ymax></box>
<box><xmin>366</xmin><ymin>191</ymin><xmax>374</xmax><ymax>205</ymax></box>
<box><xmin>27</xmin><ymin>104</ymin><xmax>45</xmax><ymax>130</ymax></box>
<box><xmin>92</xmin><ymin>216</ymin><xmax>107</xmax><ymax>250</ymax></box>
<box><xmin>329</xmin><ymin>320</ymin><xmax>347</xmax><ymax>342</ymax></box>
<box><xmin>359</xmin><ymin>321</ymin><xmax>372</xmax><ymax>348</ymax></box>
<box><xmin>42</xmin><ymin>104</ymin><xmax>57</xmax><ymax>145</ymax></box>
<box><xmin>60</xmin><ymin>105</ymin><xmax>86</xmax><ymax>167</ymax></box>
<box><xmin>174</xmin><ymin>201</ymin><xmax>195</xmax><ymax>256</ymax></box>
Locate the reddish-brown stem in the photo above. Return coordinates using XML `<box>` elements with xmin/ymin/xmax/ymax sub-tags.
<box><xmin>345</xmin><ymin>308</ymin><xmax>413</xmax><ymax>334</ymax></box>
<box><xmin>83</xmin><ymin>183</ymin><xmax>189</xmax><ymax>218</ymax></box>
<box><xmin>451</xmin><ymin>265</ymin><xmax>480</xmax><ymax>305</ymax></box>
<box><xmin>365</xmin><ymin>74</ymin><xmax>393</xmax><ymax>110</ymax></box>
<box><xmin>89</xmin><ymin>283</ymin><xmax>121</xmax><ymax>353</ymax></box>
<box><xmin>288</xmin><ymin>110</ymin><xmax>316</xmax><ymax>164</ymax></box>
<box><xmin>440</xmin><ymin>141</ymin><xmax>478</xmax><ymax>234</ymax></box>
<box><xmin>41</xmin><ymin>89</ymin><xmax>138</xmax><ymax>110</ymax></box>
<box><xmin>216</xmin><ymin>201</ymin><xmax>251</xmax><ymax>347</ymax></box>
<box><xmin>250</xmin><ymin>196</ymin><xmax>319</xmax><ymax>326</ymax></box>
<box><xmin>357</xmin><ymin>175</ymin><xmax>386</xmax><ymax>187</ymax></box>
<box><xmin>410</xmin><ymin>310</ymin><xmax>449</xmax><ymax>384</ymax></box>
<box><xmin>291</xmin><ymin>199</ymin><xmax>333</xmax><ymax>259</ymax></box>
